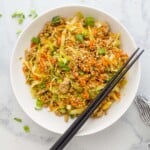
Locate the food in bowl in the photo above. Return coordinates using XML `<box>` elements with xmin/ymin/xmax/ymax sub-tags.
<box><xmin>22</xmin><ymin>12</ymin><xmax>128</xmax><ymax>122</ymax></box>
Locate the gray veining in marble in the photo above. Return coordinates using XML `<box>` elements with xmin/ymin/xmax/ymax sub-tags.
<box><xmin>0</xmin><ymin>0</ymin><xmax>150</xmax><ymax>150</ymax></box>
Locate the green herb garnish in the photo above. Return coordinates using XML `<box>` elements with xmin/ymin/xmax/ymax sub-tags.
<box><xmin>16</xmin><ymin>30</ymin><xmax>22</xmax><ymax>35</ymax></box>
<box><xmin>31</xmin><ymin>37</ymin><xmax>40</xmax><ymax>44</ymax></box>
<box><xmin>70</xmin><ymin>114</ymin><xmax>75</xmax><ymax>119</ymax></box>
<box><xmin>59</xmin><ymin>108</ymin><xmax>66</xmax><ymax>114</ymax></box>
<box><xmin>39</xmin><ymin>82</ymin><xmax>46</xmax><ymax>89</ymax></box>
<box><xmin>58</xmin><ymin>58</ymin><xmax>68</xmax><ymax>66</ymax></box>
<box><xmin>14</xmin><ymin>117</ymin><xmax>22</xmax><ymax>123</ymax></box>
<box><xmin>58</xmin><ymin>58</ymin><xmax>70</xmax><ymax>71</ymax></box>
<box><xmin>84</xmin><ymin>17</ymin><xmax>95</xmax><ymax>27</ymax></box>
<box><xmin>98</xmin><ymin>48</ymin><xmax>106</xmax><ymax>55</ymax></box>
<box><xmin>12</xmin><ymin>11</ymin><xmax>25</xmax><ymax>24</ymax></box>
<box><xmin>79</xmin><ymin>71</ymin><xmax>84</xmax><ymax>75</ymax></box>
<box><xmin>75</xmin><ymin>34</ymin><xmax>84</xmax><ymax>42</ymax></box>
<box><xmin>23</xmin><ymin>125</ymin><xmax>30</xmax><ymax>133</ymax></box>
<box><xmin>35</xmin><ymin>98</ymin><xmax>43</xmax><ymax>109</ymax></box>
<box><xmin>34</xmin><ymin>107</ymin><xmax>42</xmax><ymax>110</ymax></box>
<box><xmin>61</xmin><ymin>66</ymin><xmax>70</xmax><ymax>71</ymax></box>
<box><xmin>28</xmin><ymin>9</ymin><xmax>38</xmax><ymax>19</ymax></box>
<box><xmin>51</xmin><ymin>16</ymin><xmax>61</xmax><ymax>26</ymax></box>
<box><xmin>52</xmin><ymin>95</ymin><xmax>59</xmax><ymax>102</ymax></box>
<box><xmin>76</xmin><ymin>12</ymin><xmax>84</xmax><ymax>19</ymax></box>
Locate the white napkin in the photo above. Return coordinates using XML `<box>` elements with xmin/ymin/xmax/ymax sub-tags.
<box><xmin>133</xmin><ymin>96</ymin><xmax>150</xmax><ymax>150</ymax></box>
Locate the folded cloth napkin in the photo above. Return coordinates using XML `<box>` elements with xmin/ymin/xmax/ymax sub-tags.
<box><xmin>135</xmin><ymin>95</ymin><xmax>150</xmax><ymax>126</ymax></box>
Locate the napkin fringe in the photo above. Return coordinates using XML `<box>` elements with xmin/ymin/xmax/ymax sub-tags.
<box><xmin>135</xmin><ymin>95</ymin><xmax>150</xmax><ymax>126</ymax></box>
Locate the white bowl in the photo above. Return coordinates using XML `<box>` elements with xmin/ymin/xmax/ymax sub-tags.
<box><xmin>10</xmin><ymin>5</ymin><xmax>140</xmax><ymax>136</ymax></box>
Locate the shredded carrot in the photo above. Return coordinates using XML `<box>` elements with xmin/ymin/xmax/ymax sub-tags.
<box><xmin>30</xmin><ymin>43</ymin><xmax>36</xmax><ymax>48</ymax></box>
<box><xmin>51</xmin><ymin>58</ymin><xmax>57</xmax><ymax>64</ymax></box>
<box><xmin>79</xmin><ymin>78</ymin><xmax>86</xmax><ymax>86</ymax></box>
<box><xmin>89</xmin><ymin>58</ymin><xmax>96</xmax><ymax>65</ymax></box>
<box><xmin>49</xmin><ymin>105</ymin><xmax>53</xmax><ymax>111</ymax></box>
<box><xmin>70</xmin><ymin>99</ymin><xmax>84</xmax><ymax>108</ymax></box>
<box><xmin>89</xmin><ymin>40</ymin><xmax>95</xmax><ymax>49</ymax></box>
<box><xmin>93</xmin><ymin>28</ymin><xmax>98</xmax><ymax>36</ymax></box>
<box><xmin>83</xmin><ymin>91</ymin><xmax>89</xmax><ymax>99</ymax></box>
<box><xmin>57</xmin><ymin>36</ymin><xmax>61</xmax><ymax>46</ymax></box>
<box><xmin>73</xmin><ymin>72</ymin><xmax>79</xmax><ymax>79</ymax></box>
<box><xmin>99</xmin><ymin>74</ymin><xmax>107</xmax><ymax>81</ymax></box>
<box><xmin>33</xmin><ymin>75</ymin><xmax>39</xmax><ymax>80</ymax></box>
<box><xmin>22</xmin><ymin>66</ymin><xmax>27</xmax><ymax>73</ymax></box>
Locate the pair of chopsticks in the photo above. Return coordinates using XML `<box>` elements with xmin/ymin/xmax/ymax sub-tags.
<box><xmin>50</xmin><ymin>48</ymin><xmax>144</xmax><ymax>150</ymax></box>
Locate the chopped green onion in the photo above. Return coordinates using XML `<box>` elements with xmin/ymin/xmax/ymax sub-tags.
<box><xmin>70</xmin><ymin>114</ymin><xmax>75</xmax><ymax>119</ymax></box>
<box><xmin>76</xmin><ymin>12</ymin><xmax>84</xmax><ymax>19</ymax></box>
<box><xmin>79</xmin><ymin>71</ymin><xmax>84</xmax><ymax>75</ymax></box>
<box><xmin>95</xmin><ymin>85</ymin><xmax>104</xmax><ymax>92</ymax></box>
<box><xmin>52</xmin><ymin>95</ymin><xmax>59</xmax><ymax>101</ymax></box>
<box><xmin>58</xmin><ymin>58</ymin><xmax>68</xmax><ymax>65</ymax></box>
<box><xmin>58</xmin><ymin>57</ymin><xmax>70</xmax><ymax>71</ymax></box>
<box><xmin>18</xmin><ymin>18</ymin><xmax>24</xmax><ymax>24</ymax></box>
<box><xmin>84</xmin><ymin>17</ymin><xmax>95</xmax><ymax>27</ymax></box>
<box><xmin>14</xmin><ymin>117</ymin><xmax>22</xmax><ymax>123</ymax></box>
<box><xmin>28</xmin><ymin>9</ymin><xmax>38</xmax><ymax>19</ymax></box>
<box><xmin>12</xmin><ymin>11</ymin><xmax>25</xmax><ymax>24</ymax></box>
<box><xmin>16</xmin><ymin>30</ymin><xmax>22</xmax><ymax>35</ymax></box>
<box><xmin>62</xmin><ymin>66</ymin><xmax>70</xmax><ymax>71</ymax></box>
<box><xmin>51</xmin><ymin>16</ymin><xmax>61</xmax><ymax>26</ymax></box>
<box><xmin>31</xmin><ymin>37</ymin><xmax>40</xmax><ymax>44</ymax></box>
<box><xmin>58</xmin><ymin>62</ymin><xmax>66</xmax><ymax>68</ymax></box>
<box><xmin>59</xmin><ymin>108</ymin><xmax>66</xmax><ymax>114</ymax></box>
<box><xmin>34</xmin><ymin>107</ymin><xmax>42</xmax><ymax>110</ymax></box>
<box><xmin>71</xmin><ymin>82</ymin><xmax>83</xmax><ymax>93</ymax></box>
<box><xmin>58</xmin><ymin>64</ymin><xmax>70</xmax><ymax>71</ymax></box>
<box><xmin>98</xmin><ymin>48</ymin><xmax>106</xmax><ymax>55</ymax></box>
<box><xmin>75</xmin><ymin>34</ymin><xmax>84</xmax><ymax>42</ymax></box>
<box><xmin>23</xmin><ymin>125</ymin><xmax>30</xmax><ymax>133</ymax></box>
<box><xmin>39</xmin><ymin>83</ymin><xmax>46</xmax><ymax>89</ymax></box>
<box><xmin>35</xmin><ymin>98</ymin><xmax>43</xmax><ymax>109</ymax></box>
<box><xmin>82</xmin><ymin>28</ymin><xmax>88</xmax><ymax>38</ymax></box>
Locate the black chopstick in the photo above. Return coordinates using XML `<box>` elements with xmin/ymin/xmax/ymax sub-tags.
<box><xmin>50</xmin><ymin>48</ymin><xmax>144</xmax><ymax>150</ymax></box>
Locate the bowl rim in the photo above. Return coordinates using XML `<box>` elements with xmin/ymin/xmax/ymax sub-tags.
<box><xmin>10</xmin><ymin>4</ymin><xmax>141</xmax><ymax>136</ymax></box>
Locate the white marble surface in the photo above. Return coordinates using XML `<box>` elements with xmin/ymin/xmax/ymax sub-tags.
<box><xmin>0</xmin><ymin>0</ymin><xmax>150</xmax><ymax>149</ymax></box>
